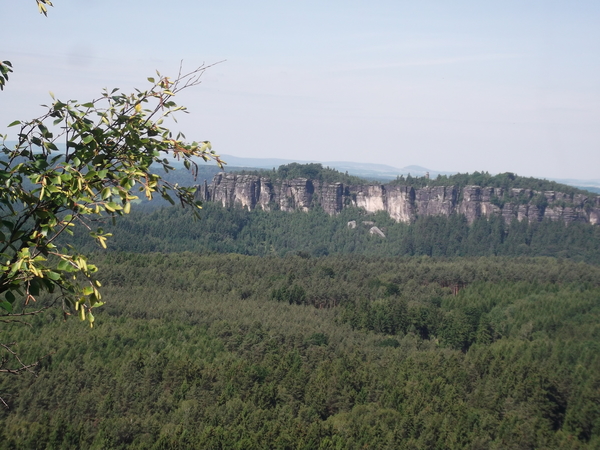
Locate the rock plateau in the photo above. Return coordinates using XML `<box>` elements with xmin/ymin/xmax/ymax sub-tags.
<box><xmin>196</xmin><ymin>173</ymin><xmax>600</xmax><ymax>225</ymax></box>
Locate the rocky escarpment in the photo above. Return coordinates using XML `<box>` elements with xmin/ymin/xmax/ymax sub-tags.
<box><xmin>196</xmin><ymin>173</ymin><xmax>600</xmax><ymax>225</ymax></box>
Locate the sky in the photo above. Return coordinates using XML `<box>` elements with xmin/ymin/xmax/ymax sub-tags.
<box><xmin>1</xmin><ymin>0</ymin><xmax>599</xmax><ymax>180</ymax></box>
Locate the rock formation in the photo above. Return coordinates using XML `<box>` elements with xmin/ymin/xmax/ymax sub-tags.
<box><xmin>369</xmin><ymin>226</ymin><xmax>386</xmax><ymax>238</ymax></box>
<box><xmin>196</xmin><ymin>173</ymin><xmax>600</xmax><ymax>225</ymax></box>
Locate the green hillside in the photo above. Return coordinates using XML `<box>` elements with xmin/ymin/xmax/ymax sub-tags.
<box><xmin>392</xmin><ymin>171</ymin><xmax>597</xmax><ymax>196</ymax></box>
<box><xmin>64</xmin><ymin>203</ymin><xmax>600</xmax><ymax>263</ymax></box>
<box><xmin>232</xmin><ymin>162</ymin><xmax>373</xmax><ymax>185</ymax></box>
<box><xmin>2</xmin><ymin>168</ymin><xmax>600</xmax><ymax>449</ymax></box>
<box><xmin>1</xmin><ymin>254</ymin><xmax>600</xmax><ymax>448</ymax></box>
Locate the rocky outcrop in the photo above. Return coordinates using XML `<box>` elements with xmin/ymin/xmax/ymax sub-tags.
<box><xmin>196</xmin><ymin>173</ymin><xmax>600</xmax><ymax>225</ymax></box>
<box><xmin>415</xmin><ymin>186</ymin><xmax>458</xmax><ymax>217</ymax></box>
<box><xmin>369</xmin><ymin>226</ymin><xmax>386</xmax><ymax>238</ymax></box>
<box><xmin>349</xmin><ymin>185</ymin><xmax>415</xmax><ymax>222</ymax></box>
<box><xmin>314</xmin><ymin>181</ymin><xmax>343</xmax><ymax>215</ymax></box>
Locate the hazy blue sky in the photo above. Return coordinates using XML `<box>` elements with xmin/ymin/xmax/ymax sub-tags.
<box><xmin>2</xmin><ymin>1</ymin><xmax>599</xmax><ymax>179</ymax></box>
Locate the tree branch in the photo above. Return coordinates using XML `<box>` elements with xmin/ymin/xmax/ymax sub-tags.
<box><xmin>0</xmin><ymin>343</ymin><xmax>40</xmax><ymax>376</ymax></box>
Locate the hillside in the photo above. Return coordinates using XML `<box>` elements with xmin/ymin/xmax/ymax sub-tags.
<box><xmin>2</xmin><ymin>255</ymin><xmax>600</xmax><ymax>448</ymax></box>
<box><xmin>198</xmin><ymin>164</ymin><xmax>600</xmax><ymax>225</ymax></box>
<box><xmin>61</xmin><ymin>201</ymin><xmax>600</xmax><ymax>264</ymax></box>
<box><xmin>4</xmin><ymin>161</ymin><xmax>600</xmax><ymax>448</ymax></box>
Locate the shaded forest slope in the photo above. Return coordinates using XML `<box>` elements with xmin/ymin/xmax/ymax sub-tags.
<box><xmin>67</xmin><ymin>203</ymin><xmax>600</xmax><ymax>264</ymax></box>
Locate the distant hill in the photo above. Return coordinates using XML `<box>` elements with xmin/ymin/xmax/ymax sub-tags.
<box><xmin>209</xmin><ymin>154</ymin><xmax>454</xmax><ymax>181</ymax></box>
<box><xmin>4</xmin><ymin>140</ymin><xmax>599</xmax><ymax>194</ymax></box>
<box><xmin>210</xmin><ymin>153</ymin><xmax>600</xmax><ymax>193</ymax></box>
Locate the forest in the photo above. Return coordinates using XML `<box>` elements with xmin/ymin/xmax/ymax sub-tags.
<box><xmin>65</xmin><ymin>202</ymin><xmax>600</xmax><ymax>264</ymax></box>
<box><xmin>2</xmin><ymin>167</ymin><xmax>600</xmax><ymax>448</ymax></box>
<box><xmin>1</xmin><ymin>254</ymin><xmax>600</xmax><ymax>448</ymax></box>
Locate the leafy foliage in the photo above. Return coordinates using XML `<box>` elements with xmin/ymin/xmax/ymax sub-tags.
<box><xmin>35</xmin><ymin>0</ymin><xmax>53</xmax><ymax>17</ymax></box>
<box><xmin>0</xmin><ymin>61</ymin><xmax>12</xmax><ymax>92</ymax></box>
<box><xmin>1</xmin><ymin>67</ymin><xmax>222</xmax><ymax>325</ymax></box>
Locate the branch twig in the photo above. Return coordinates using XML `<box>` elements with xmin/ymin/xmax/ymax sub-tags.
<box><xmin>0</xmin><ymin>343</ymin><xmax>40</xmax><ymax>375</ymax></box>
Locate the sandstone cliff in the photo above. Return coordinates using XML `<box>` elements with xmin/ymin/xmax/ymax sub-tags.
<box><xmin>197</xmin><ymin>173</ymin><xmax>600</xmax><ymax>225</ymax></box>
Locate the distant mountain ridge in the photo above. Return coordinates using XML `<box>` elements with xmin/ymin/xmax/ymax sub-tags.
<box><xmin>214</xmin><ymin>154</ymin><xmax>600</xmax><ymax>191</ymax></box>
<box><xmin>4</xmin><ymin>139</ymin><xmax>598</xmax><ymax>193</ymax></box>
<box><xmin>213</xmin><ymin>154</ymin><xmax>453</xmax><ymax>180</ymax></box>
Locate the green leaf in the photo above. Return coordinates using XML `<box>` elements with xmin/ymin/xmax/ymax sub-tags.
<box><xmin>82</xmin><ymin>286</ymin><xmax>94</xmax><ymax>296</ymax></box>
<box><xmin>8</xmin><ymin>120</ymin><xmax>21</xmax><ymax>127</ymax></box>
<box><xmin>57</xmin><ymin>260</ymin><xmax>71</xmax><ymax>271</ymax></box>
<box><xmin>7</xmin><ymin>260</ymin><xmax>22</xmax><ymax>278</ymax></box>
<box><xmin>29</xmin><ymin>279</ymin><xmax>41</xmax><ymax>296</ymax></box>
<box><xmin>161</xmin><ymin>193</ymin><xmax>175</xmax><ymax>205</ymax></box>
<box><xmin>101</xmin><ymin>187</ymin><xmax>111</xmax><ymax>200</ymax></box>
<box><xmin>5</xmin><ymin>290</ymin><xmax>15</xmax><ymax>303</ymax></box>
<box><xmin>0</xmin><ymin>301</ymin><xmax>12</xmax><ymax>313</ymax></box>
<box><xmin>46</xmin><ymin>271</ymin><xmax>61</xmax><ymax>281</ymax></box>
<box><xmin>82</xmin><ymin>135</ymin><xmax>94</xmax><ymax>144</ymax></box>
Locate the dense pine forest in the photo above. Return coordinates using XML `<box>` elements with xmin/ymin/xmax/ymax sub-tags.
<box><xmin>2</xmin><ymin>254</ymin><xmax>600</xmax><ymax>448</ymax></box>
<box><xmin>66</xmin><ymin>202</ymin><xmax>600</xmax><ymax>264</ymax></box>
<box><xmin>2</xmin><ymin>166</ymin><xmax>600</xmax><ymax>449</ymax></box>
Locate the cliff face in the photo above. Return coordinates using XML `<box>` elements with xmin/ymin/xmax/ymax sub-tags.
<box><xmin>197</xmin><ymin>173</ymin><xmax>600</xmax><ymax>225</ymax></box>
